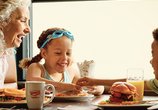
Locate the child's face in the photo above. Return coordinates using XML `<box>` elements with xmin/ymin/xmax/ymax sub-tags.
<box><xmin>150</xmin><ymin>40</ymin><xmax>158</xmax><ymax>77</ymax></box>
<box><xmin>43</xmin><ymin>36</ymin><xmax>73</xmax><ymax>73</ymax></box>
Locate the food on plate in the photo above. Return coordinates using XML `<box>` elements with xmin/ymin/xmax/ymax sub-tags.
<box><xmin>109</xmin><ymin>82</ymin><xmax>137</xmax><ymax>103</ymax></box>
<box><xmin>55</xmin><ymin>90</ymin><xmax>89</xmax><ymax>97</ymax></box>
<box><xmin>0</xmin><ymin>88</ymin><xmax>26</xmax><ymax>102</ymax></box>
<box><xmin>99</xmin><ymin>82</ymin><xmax>138</xmax><ymax>105</ymax></box>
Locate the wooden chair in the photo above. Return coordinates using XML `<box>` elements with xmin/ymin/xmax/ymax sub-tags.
<box><xmin>4</xmin><ymin>54</ymin><xmax>17</xmax><ymax>88</ymax></box>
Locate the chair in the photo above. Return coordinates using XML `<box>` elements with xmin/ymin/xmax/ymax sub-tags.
<box><xmin>4</xmin><ymin>54</ymin><xmax>17</xmax><ymax>88</ymax></box>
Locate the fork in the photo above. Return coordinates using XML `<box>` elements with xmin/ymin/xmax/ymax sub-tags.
<box><xmin>10</xmin><ymin>106</ymin><xmax>16</xmax><ymax>109</ymax></box>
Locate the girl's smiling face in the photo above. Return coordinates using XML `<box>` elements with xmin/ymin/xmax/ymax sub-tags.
<box><xmin>42</xmin><ymin>36</ymin><xmax>73</xmax><ymax>73</ymax></box>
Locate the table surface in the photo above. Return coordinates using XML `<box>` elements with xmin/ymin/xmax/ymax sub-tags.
<box><xmin>0</xmin><ymin>94</ymin><xmax>158</xmax><ymax>110</ymax></box>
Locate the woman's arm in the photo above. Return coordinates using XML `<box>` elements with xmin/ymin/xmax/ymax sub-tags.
<box><xmin>26</xmin><ymin>63</ymin><xmax>81</xmax><ymax>92</ymax></box>
<box><xmin>4</xmin><ymin>54</ymin><xmax>17</xmax><ymax>88</ymax></box>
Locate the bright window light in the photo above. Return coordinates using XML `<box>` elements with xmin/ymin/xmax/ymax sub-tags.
<box><xmin>32</xmin><ymin>1</ymin><xmax>158</xmax><ymax>79</ymax></box>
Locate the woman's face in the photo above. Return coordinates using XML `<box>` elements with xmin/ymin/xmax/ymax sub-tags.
<box><xmin>3</xmin><ymin>7</ymin><xmax>31</xmax><ymax>48</ymax></box>
<box><xmin>150</xmin><ymin>40</ymin><xmax>158</xmax><ymax>78</ymax></box>
<box><xmin>42</xmin><ymin>36</ymin><xmax>73</xmax><ymax>73</ymax></box>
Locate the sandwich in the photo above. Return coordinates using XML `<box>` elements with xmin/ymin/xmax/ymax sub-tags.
<box><xmin>0</xmin><ymin>88</ymin><xmax>26</xmax><ymax>102</ymax></box>
<box><xmin>109</xmin><ymin>82</ymin><xmax>137</xmax><ymax>103</ymax></box>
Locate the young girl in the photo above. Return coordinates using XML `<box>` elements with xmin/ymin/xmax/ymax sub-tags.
<box><xmin>77</xmin><ymin>28</ymin><xmax>158</xmax><ymax>94</ymax></box>
<box><xmin>19</xmin><ymin>27</ymin><xmax>104</xmax><ymax>95</ymax></box>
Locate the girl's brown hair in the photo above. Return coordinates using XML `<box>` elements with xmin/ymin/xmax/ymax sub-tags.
<box><xmin>19</xmin><ymin>27</ymin><xmax>65</xmax><ymax>69</ymax></box>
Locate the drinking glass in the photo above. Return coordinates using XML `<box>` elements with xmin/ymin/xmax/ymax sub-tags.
<box><xmin>126</xmin><ymin>68</ymin><xmax>144</xmax><ymax>102</ymax></box>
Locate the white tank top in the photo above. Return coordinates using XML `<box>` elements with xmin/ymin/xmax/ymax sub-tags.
<box><xmin>0</xmin><ymin>55</ymin><xmax>8</xmax><ymax>88</ymax></box>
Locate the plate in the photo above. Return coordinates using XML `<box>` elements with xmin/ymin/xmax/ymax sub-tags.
<box><xmin>0</xmin><ymin>100</ymin><xmax>27</xmax><ymax>109</ymax></box>
<box><xmin>92</xmin><ymin>100</ymin><xmax>158</xmax><ymax>108</ymax></box>
<box><xmin>0</xmin><ymin>97</ymin><xmax>52</xmax><ymax>109</ymax></box>
<box><xmin>54</xmin><ymin>94</ymin><xmax>94</xmax><ymax>101</ymax></box>
<box><xmin>0</xmin><ymin>100</ymin><xmax>26</xmax><ymax>105</ymax></box>
<box><xmin>0</xmin><ymin>98</ymin><xmax>50</xmax><ymax>105</ymax></box>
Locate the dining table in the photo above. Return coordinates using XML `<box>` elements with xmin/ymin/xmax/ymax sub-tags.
<box><xmin>0</xmin><ymin>91</ymin><xmax>158</xmax><ymax>110</ymax></box>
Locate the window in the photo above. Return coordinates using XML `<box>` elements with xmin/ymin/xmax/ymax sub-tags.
<box><xmin>32</xmin><ymin>0</ymin><xmax>158</xmax><ymax>79</ymax></box>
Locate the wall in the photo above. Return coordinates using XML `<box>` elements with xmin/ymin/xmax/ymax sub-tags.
<box><xmin>32</xmin><ymin>0</ymin><xmax>158</xmax><ymax>79</ymax></box>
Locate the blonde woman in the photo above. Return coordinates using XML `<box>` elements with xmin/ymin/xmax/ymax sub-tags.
<box><xmin>0</xmin><ymin>0</ymin><xmax>31</xmax><ymax>88</ymax></box>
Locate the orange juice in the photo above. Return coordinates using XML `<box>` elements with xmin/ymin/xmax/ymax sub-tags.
<box><xmin>127</xmin><ymin>80</ymin><xmax>144</xmax><ymax>101</ymax></box>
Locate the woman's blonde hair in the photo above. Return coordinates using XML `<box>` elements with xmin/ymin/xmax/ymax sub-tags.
<box><xmin>0</xmin><ymin>0</ymin><xmax>31</xmax><ymax>22</ymax></box>
<box><xmin>0</xmin><ymin>0</ymin><xmax>31</xmax><ymax>55</ymax></box>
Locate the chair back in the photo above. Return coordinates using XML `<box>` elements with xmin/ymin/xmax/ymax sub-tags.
<box><xmin>4</xmin><ymin>54</ymin><xmax>17</xmax><ymax>88</ymax></box>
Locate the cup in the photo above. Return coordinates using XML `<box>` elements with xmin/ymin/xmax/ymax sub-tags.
<box><xmin>77</xmin><ymin>60</ymin><xmax>95</xmax><ymax>92</ymax></box>
<box><xmin>77</xmin><ymin>60</ymin><xmax>95</xmax><ymax>77</ymax></box>
<box><xmin>25</xmin><ymin>81</ymin><xmax>55</xmax><ymax>110</ymax></box>
<box><xmin>126</xmin><ymin>68</ymin><xmax>144</xmax><ymax>102</ymax></box>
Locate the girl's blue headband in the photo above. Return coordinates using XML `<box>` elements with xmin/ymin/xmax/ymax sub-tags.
<box><xmin>40</xmin><ymin>30</ymin><xmax>74</xmax><ymax>48</ymax></box>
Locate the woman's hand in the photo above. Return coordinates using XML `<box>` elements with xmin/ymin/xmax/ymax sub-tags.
<box><xmin>76</xmin><ymin>77</ymin><xmax>94</xmax><ymax>86</ymax></box>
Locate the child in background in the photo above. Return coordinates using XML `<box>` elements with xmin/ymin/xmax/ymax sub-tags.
<box><xmin>19</xmin><ymin>27</ymin><xmax>104</xmax><ymax>95</ymax></box>
<box><xmin>147</xmin><ymin>28</ymin><xmax>158</xmax><ymax>94</ymax></box>
<box><xmin>77</xmin><ymin>28</ymin><xmax>158</xmax><ymax>94</ymax></box>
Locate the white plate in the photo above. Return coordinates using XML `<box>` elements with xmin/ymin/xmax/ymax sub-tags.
<box><xmin>92</xmin><ymin>100</ymin><xmax>158</xmax><ymax>107</ymax></box>
<box><xmin>54</xmin><ymin>94</ymin><xmax>94</xmax><ymax>101</ymax></box>
<box><xmin>0</xmin><ymin>100</ymin><xmax>26</xmax><ymax>105</ymax></box>
<box><xmin>0</xmin><ymin>99</ymin><xmax>50</xmax><ymax>105</ymax></box>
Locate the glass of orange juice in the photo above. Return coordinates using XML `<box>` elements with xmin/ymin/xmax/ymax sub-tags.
<box><xmin>126</xmin><ymin>68</ymin><xmax>144</xmax><ymax>102</ymax></box>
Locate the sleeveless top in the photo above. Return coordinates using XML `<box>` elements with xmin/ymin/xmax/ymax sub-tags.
<box><xmin>0</xmin><ymin>54</ymin><xmax>8</xmax><ymax>88</ymax></box>
<box><xmin>42</xmin><ymin>65</ymin><xmax>72</xmax><ymax>83</ymax></box>
<box><xmin>146</xmin><ymin>78</ymin><xmax>158</xmax><ymax>94</ymax></box>
<box><xmin>0</xmin><ymin>34</ymin><xmax>15</xmax><ymax>88</ymax></box>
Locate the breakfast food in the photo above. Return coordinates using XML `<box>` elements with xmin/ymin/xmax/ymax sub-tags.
<box><xmin>109</xmin><ymin>82</ymin><xmax>137</xmax><ymax>103</ymax></box>
<box><xmin>0</xmin><ymin>88</ymin><xmax>26</xmax><ymax>102</ymax></box>
<box><xmin>55</xmin><ymin>90</ymin><xmax>88</xmax><ymax>97</ymax></box>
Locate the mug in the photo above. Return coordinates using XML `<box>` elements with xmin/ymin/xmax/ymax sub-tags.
<box><xmin>25</xmin><ymin>81</ymin><xmax>55</xmax><ymax>110</ymax></box>
<box><xmin>126</xmin><ymin>68</ymin><xmax>144</xmax><ymax>102</ymax></box>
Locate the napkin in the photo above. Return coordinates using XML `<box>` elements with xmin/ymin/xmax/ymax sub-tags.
<box><xmin>57</xmin><ymin>105</ymin><xmax>102</xmax><ymax>110</ymax></box>
<box><xmin>148</xmin><ymin>104</ymin><xmax>158</xmax><ymax>110</ymax></box>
